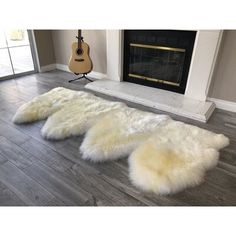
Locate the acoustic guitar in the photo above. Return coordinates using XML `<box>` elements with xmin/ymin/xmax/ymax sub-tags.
<box><xmin>68</xmin><ymin>30</ymin><xmax>93</xmax><ymax>75</ymax></box>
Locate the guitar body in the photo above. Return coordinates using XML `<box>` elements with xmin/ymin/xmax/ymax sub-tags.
<box><xmin>68</xmin><ymin>41</ymin><xmax>93</xmax><ymax>74</ymax></box>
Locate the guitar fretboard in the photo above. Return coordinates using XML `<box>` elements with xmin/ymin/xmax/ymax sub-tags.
<box><xmin>77</xmin><ymin>30</ymin><xmax>82</xmax><ymax>49</ymax></box>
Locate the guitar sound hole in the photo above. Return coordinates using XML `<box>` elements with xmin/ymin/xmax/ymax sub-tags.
<box><xmin>76</xmin><ymin>48</ymin><xmax>83</xmax><ymax>55</ymax></box>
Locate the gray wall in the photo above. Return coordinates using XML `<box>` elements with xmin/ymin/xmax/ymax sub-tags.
<box><xmin>208</xmin><ymin>30</ymin><xmax>236</xmax><ymax>102</ymax></box>
<box><xmin>52</xmin><ymin>30</ymin><xmax>107</xmax><ymax>74</ymax></box>
<box><xmin>33</xmin><ymin>30</ymin><xmax>55</xmax><ymax>67</ymax></box>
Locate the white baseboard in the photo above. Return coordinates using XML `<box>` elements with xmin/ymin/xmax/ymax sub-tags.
<box><xmin>56</xmin><ymin>63</ymin><xmax>70</xmax><ymax>72</ymax></box>
<box><xmin>55</xmin><ymin>63</ymin><xmax>107</xmax><ymax>80</ymax></box>
<box><xmin>89</xmin><ymin>71</ymin><xmax>107</xmax><ymax>80</ymax></box>
<box><xmin>39</xmin><ymin>64</ymin><xmax>56</xmax><ymax>72</ymax></box>
<box><xmin>207</xmin><ymin>97</ymin><xmax>236</xmax><ymax>113</ymax></box>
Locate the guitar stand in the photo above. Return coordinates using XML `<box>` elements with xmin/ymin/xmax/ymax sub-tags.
<box><xmin>68</xmin><ymin>73</ymin><xmax>93</xmax><ymax>83</ymax></box>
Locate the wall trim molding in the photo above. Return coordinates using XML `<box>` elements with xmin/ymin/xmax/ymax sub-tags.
<box><xmin>55</xmin><ymin>63</ymin><xmax>70</xmax><ymax>72</ymax></box>
<box><xmin>55</xmin><ymin>63</ymin><xmax>107</xmax><ymax>80</ymax></box>
<box><xmin>38</xmin><ymin>63</ymin><xmax>107</xmax><ymax>80</ymax></box>
<box><xmin>207</xmin><ymin>97</ymin><xmax>236</xmax><ymax>113</ymax></box>
<box><xmin>89</xmin><ymin>71</ymin><xmax>107</xmax><ymax>80</ymax></box>
<box><xmin>39</xmin><ymin>63</ymin><xmax>56</xmax><ymax>72</ymax></box>
<box><xmin>31</xmin><ymin>30</ymin><xmax>41</xmax><ymax>72</ymax></box>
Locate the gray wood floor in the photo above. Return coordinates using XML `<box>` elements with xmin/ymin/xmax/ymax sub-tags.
<box><xmin>0</xmin><ymin>70</ymin><xmax>235</xmax><ymax>206</ymax></box>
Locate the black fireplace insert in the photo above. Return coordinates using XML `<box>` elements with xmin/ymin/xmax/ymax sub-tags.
<box><xmin>123</xmin><ymin>30</ymin><xmax>196</xmax><ymax>94</ymax></box>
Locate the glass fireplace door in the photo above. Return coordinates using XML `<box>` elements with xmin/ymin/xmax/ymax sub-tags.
<box><xmin>123</xmin><ymin>30</ymin><xmax>196</xmax><ymax>94</ymax></box>
<box><xmin>129</xmin><ymin>43</ymin><xmax>186</xmax><ymax>86</ymax></box>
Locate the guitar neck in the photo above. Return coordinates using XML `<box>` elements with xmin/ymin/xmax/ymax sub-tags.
<box><xmin>77</xmin><ymin>30</ymin><xmax>82</xmax><ymax>49</ymax></box>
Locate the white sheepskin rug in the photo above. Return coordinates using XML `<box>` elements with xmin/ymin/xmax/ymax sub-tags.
<box><xmin>13</xmin><ymin>87</ymin><xmax>229</xmax><ymax>195</ymax></box>
<box><xmin>128</xmin><ymin>120</ymin><xmax>229</xmax><ymax>194</ymax></box>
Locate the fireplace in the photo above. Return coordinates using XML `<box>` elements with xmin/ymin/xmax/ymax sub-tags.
<box><xmin>123</xmin><ymin>30</ymin><xmax>196</xmax><ymax>94</ymax></box>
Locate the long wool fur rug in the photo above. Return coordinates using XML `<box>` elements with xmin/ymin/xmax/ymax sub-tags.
<box><xmin>13</xmin><ymin>87</ymin><xmax>229</xmax><ymax>195</ymax></box>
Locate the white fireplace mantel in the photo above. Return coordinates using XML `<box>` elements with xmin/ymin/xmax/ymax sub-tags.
<box><xmin>86</xmin><ymin>30</ymin><xmax>223</xmax><ymax>122</ymax></box>
<box><xmin>106</xmin><ymin>30</ymin><xmax>223</xmax><ymax>102</ymax></box>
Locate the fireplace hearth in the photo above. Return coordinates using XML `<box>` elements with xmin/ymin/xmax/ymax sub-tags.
<box><xmin>123</xmin><ymin>30</ymin><xmax>196</xmax><ymax>94</ymax></box>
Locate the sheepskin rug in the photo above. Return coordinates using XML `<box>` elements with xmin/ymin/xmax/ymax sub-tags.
<box><xmin>80</xmin><ymin>108</ymin><xmax>170</xmax><ymax>161</ymax></box>
<box><xmin>128</xmin><ymin>120</ymin><xmax>229</xmax><ymax>194</ymax></box>
<box><xmin>13</xmin><ymin>87</ymin><xmax>79</xmax><ymax>123</ymax></box>
<box><xmin>13</xmin><ymin>87</ymin><xmax>229</xmax><ymax>195</ymax></box>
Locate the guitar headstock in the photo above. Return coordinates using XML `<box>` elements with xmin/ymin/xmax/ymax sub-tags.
<box><xmin>76</xmin><ymin>36</ymin><xmax>84</xmax><ymax>42</ymax></box>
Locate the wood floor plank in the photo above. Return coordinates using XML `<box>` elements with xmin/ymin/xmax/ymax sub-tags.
<box><xmin>220</xmin><ymin>144</ymin><xmax>236</xmax><ymax>167</ymax></box>
<box><xmin>0</xmin><ymin>181</ymin><xmax>26</xmax><ymax>206</ymax></box>
<box><xmin>0</xmin><ymin>161</ymin><xmax>55</xmax><ymax>206</ymax></box>
<box><xmin>66</xmin><ymin>163</ymin><xmax>146</xmax><ymax>206</ymax></box>
<box><xmin>206</xmin><ymin>167</ymin><xmax>236</xmax><ymax>192</ymax></box>
<box><xmin>20</xmin><ymin>138</ymin><xmax>75</xmax><ymax>173</ymax></box>
<box><xmin>20</xmin><ymin>139</ymin><xmax>146</xmax><ymax>205</ymax></box>
<box><xmin>20</xmin><ymin>139</ymin><xmax>143</xmax><ymax>205</ymax></box>
<box><xmin>218</xmin><ymin>161</ymin><xmax>236</xmax><ymax>176</ymax></box>
<box><xmin>21</xmin><ymin>160</ymin><xmax>95</xmax><ymax>206</ymax></box>
<box><xmin>0</xmin><ymin>136</ymin><xmax>35</xmax><ymax>169</ymax></box>
<box><xmin>0</xmin><ymin>120</ymin><xmax>31</xmax><ymax>146</ymax></box>
<box><xmin>0</xmin><ymin>153</ymin><xmax>7</xmax><ymax>165</ymax></box>
<box><xmin>169</xmin><ymin>183</ymin><xmax>235</xmax><ymax>206</ymax></box>
<box><xmin>46</xmin><ymin>197</ymin><xmax>66</xmax><ymax>206</ymax></box>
